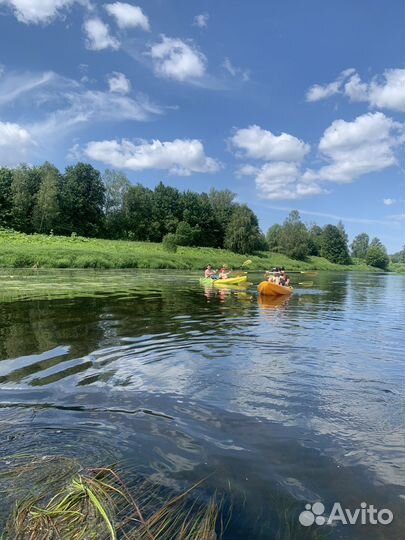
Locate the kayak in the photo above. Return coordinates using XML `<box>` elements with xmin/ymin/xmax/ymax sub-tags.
<box><xmin>200</xmin><ymin>276</ymin><xmax>248</xmax><ymax>286</ymax></box>
<box><xmin>257</xmin><ymin>281</ymin><xmax>294</xmax><ymax>296</ymax></box>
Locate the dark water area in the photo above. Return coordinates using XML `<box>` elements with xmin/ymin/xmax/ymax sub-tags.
<box><xmin>0</xmin><ymin>270</ymin><xmax>404</xmax><ymax>539</ymax></box>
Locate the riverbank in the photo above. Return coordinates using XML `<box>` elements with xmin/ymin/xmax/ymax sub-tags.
<box><xmin>0</xmin><ymin>229</ymin><xmax>400</xmax><ymax>272</ymax></box>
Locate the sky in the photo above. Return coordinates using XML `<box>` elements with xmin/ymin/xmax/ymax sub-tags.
<box><xmin>0</xmin><ymin>0</ymin><xmax>404</xmax><ymax>251</ymax></box>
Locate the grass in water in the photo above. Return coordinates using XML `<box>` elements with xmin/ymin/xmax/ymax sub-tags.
<box><xmin>2</xmin><ymin>456</ymin><xmax>222</xmax><ymax>540</ymax></box>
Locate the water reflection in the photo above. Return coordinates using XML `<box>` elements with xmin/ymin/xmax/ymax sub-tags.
<box><xmin>0</xmin><ymin>270</ymin><xmax>404</xmax><ymax>539</ymax></box>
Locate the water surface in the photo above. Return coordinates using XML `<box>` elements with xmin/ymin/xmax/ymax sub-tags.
<box><xmin>0</xmin><ymin>270</ymin><xmax>404</xmax><ymax>539</ymax></box>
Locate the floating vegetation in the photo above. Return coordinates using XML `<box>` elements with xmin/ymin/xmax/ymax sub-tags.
<box><xmin>1</xmin><ymin>455</ymin><xmax>222</xmax><ymax>540</ymax></box>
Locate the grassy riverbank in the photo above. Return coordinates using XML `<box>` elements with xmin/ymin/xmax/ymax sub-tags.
<box><xmin>0</xmin><ymin>229</ymin><xmax>400</xmax><ymax>272</ymax></box>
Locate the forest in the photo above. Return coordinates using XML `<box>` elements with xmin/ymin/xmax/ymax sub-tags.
<box><xmin>0</xmin><ymin>162</ymin><xmax>400</xmax><ymax>270</ymax></box>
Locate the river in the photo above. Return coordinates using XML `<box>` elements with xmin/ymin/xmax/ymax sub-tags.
<box><xmin>0</xmin><ymin>270</ymin><xmax>403</xmax><ymax>539</ymax></box>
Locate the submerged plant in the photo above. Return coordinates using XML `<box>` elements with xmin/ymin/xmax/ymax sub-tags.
<box><xmin>1</xmin><ymin>457</ymin><xmax>222</xmax><ymax>540</ymax></box>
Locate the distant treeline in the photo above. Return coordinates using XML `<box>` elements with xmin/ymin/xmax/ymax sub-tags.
<box><xmin>0</xmin><ymin>162</ymin><xmax>401</xmax><ymax>268</ymax></box>
<box><xmin>0</xmin><ymin>162</ymin><xmax>265</xmax><ymax>254</ymax></box>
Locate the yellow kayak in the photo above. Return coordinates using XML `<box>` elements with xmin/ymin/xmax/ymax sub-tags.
<box><xmin>257</xmin><ymin>281</ymin><xmax>294</xmax><ymax>296</ymax></box>
<box><xmin>200</xmin><ymin>276</ymin><xmax>248</xmax><ymax>286</ymax></box>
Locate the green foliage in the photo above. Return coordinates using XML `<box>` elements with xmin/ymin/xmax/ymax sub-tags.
<box><xmin>307</xmin><ymin>224</ymin><xmax>323</xmax><ymax>256</ymax></box>
<box><xmin>123</xmin><ymin>184</ymin><xmax>154</xmax><ymax>241</ymax></box>
<box><xmin>61</xmin><ymin>162</ymin><xmax>105</xmax><ymax>237</ymax></box>
<box><xmin>266</xmin><ymin>224</ymin><xmax>282</xmax><ymax>251</ymax></box>
<box><xmin>208</xmin><ymin>188</ymin><xmax>236</xmax><ymax>246</ymax></box>
<box><xmin>0</xmin><ymin>229</ymin><xmax>384</xmax><ymax>273</ymax></box>
<box><xmin>162</xmin><ymin>233</ymin><xmax>178</xmax><ymax>253</ymax></box>
<box><xmin>11</xmin><ymin>165</ymin><xmax>32</xmax><ymax>232</ymax></box>
<box><xmin>366</xmin><ymin>237</ymin><xmax>389</xmax><ymax>270</ymax></box>
<box><xmin>224</xmin><ymin>204</ymin><xmax>263</xmax><ymax>254</ymax></box>
<box><xmin>321</xmin><ymin>224</ymin><xmax>352</xmax><ymax>264</ymax></box>
<box><xmin>33</xmin><ymin>162</ymin><xmax>60</xmax><ymax>233</ymax></box>
<box><xmin>351</xmin><ymin>232</ymin><xmax>369</xmax><ymax>259</ymax></box>
<box><xmin>175</xmin><ymin>221</ymin><xmax>197</xmax><ymax>246</ymax></box>
<box><xmin>0</xmin><ymin>167</ymin><xmax>13</xmax><ymax>227</ymax></box>
<box><xmin>278</xmin><ymin>211</ymin><xmax>309</xmax><ymax>260</ymax></box>
<box><xmin>103</xmin><ymin>169</ymin><xmax>130</xmax><ymax>239</ymax></box>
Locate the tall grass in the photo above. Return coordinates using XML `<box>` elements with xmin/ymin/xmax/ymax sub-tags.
<box><xmin>0</xmin><ymin>229</ymin><xmax>389</xmax><ymax>272</ymax></box>
<box><xmin>2</xmin><ymin>456</ymin><xmax>222</xmax><ymax>540</ymax></box>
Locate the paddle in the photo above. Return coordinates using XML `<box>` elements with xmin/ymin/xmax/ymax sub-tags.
<box><xmin>300</xmin><ymin>271</ymin><xmax>318</xmax><ymax>276</ymax></box>
<box><xmin>298</xmin><ymin>281</ymin><xmax>314</xmax><ymax>287</ymax></box>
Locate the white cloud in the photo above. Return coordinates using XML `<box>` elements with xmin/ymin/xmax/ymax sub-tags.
<box><xmin>307</xmin><ymin>68</ymin><xmax>405</xmax><ymax>112</ymax></box>
<box><xmin>104</xmin><ymin>2</ymin><xmax>149</xmax><ymax>30</ymax></box>
<box><xmin>0</xmin><ymin>121</ymin><xmax>35</xmax><ymax>166</ymax></box>
<box><xmin>383</xmin><ymin>198</ymin><xmax>396</xmax><ymax>206</ymax></box>
<box><xmin>222</xmin><ymin>57</ymin><xmax>250</xmax><ymax>82</ymax></box>
<box><xmin>0</xmin><ymin>0</ymin><xmax>83</xmax><ymax>24</ymax></box>
<box><xmin>239</xmin><ymin>161</ymin><xmax>324</xmax><ymax>200</ymax></box>
<box><xmin>148</xmin><ymin>35</ymin><xmax>207</xmax><ymax>82</ymax></box>
<box><xmin>307</xmin><ymin>112</ymin><xmax>404</xmax><ymax>183</ymax></box>
<box><xmin>306</xmin><ymin>68</ymin><xmax>355</xmax><ymax>102</ymax></box>
<box><xmin>108</xmin><ymin>71</ymin><xmax>131</xmax><ymax>94</ymax></box>
<box><xmin>84</xmin><ymin>17</ymin><xmax>120</xmax><ymax>50</ymax></box>
<box><xmin>83</xmin><ymin>138</ymin><xmax>221</xmax><ymax>175</ymax></box>
<box><xmin>193</xmin><ymin>13</ymin><xmax>209</xmax><ymax>28</ymax></box>
<box><xmin>231</xmin><ymin>125</ymin><xmax>310</xmax><ymax>162</ymax></box>
<box><xmin>0</xmin><ymin>70</ymin><xmax>58</xmax><ymax>105</ymax></box>
<box><xmin>345</xmin><ymin>68</ymin><xmax>405</xmax><ymax>112</ymax></box>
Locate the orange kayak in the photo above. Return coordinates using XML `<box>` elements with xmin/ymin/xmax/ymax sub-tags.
<box><xmin>257</xmin><ymin>281</ymin><xmax>294</xmax><ymax>296</ymax></box>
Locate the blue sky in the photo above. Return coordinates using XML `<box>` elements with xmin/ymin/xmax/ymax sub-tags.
<box><xmin>0</xmin><ymin>0</ymin><xmax>404</xmax><ymax>251</ymax></box>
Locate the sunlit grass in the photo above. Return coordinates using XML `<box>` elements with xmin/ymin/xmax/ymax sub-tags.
<box><xmin>0</xmin><ymin>229</ymin><xmax>387</xmax><ymax>272</ymax></box>
<box><xmin>1</xmin><ymin>456</ymin><xmax>222</xmax><ymax>540</ymax></box>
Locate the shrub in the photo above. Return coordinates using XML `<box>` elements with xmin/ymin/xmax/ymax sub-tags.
<box><xmin>162</xmin><ymin>233</ymin><xmax>178</xmax><ymax>253</ymax></box>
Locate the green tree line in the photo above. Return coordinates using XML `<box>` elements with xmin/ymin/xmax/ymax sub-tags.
<box><xmin>0</xmin><ymin>162</ymin><xmax>265</xmax><ymax>254</ymax></box>
<box><xmin>0</xmin><ymin>162</ymin><xmax>397</xmax><ymax>268</ymax></box>
<box><xmin>266</xmin><ymin>210</ymin><xmax>393</xmax><ymax>270</ymax></box>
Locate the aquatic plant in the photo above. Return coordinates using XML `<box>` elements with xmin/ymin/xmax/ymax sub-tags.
<box><xmin>1</xmin><ymin>456</ymin><xmax>222</xmax><ymax>540</ymax></box>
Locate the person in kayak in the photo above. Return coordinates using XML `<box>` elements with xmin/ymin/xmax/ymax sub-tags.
<box><xmin>205</xmin><ymin>265</ymin><xmax>218</xmax><ymax>279</ymax></box>
<box><xmin>280</xmin><ymin>270</ymin><xmax>291</xmax><ymax>286</ymax></box>
<box><xmin>218</xmin><ymin>266</ymin><xmax>231</xmax><ymax>279</ymax></box>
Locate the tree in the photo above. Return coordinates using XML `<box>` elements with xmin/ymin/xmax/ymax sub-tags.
<box><xmin>308</xmin><ymin>223</ymin><xmax>323</xmax><ymax>256</ymax></box>
<box><xmin>351</xmin><ymin>233</ymin><xmax>369</xmax><ymax>259</ymax></box>
<box><xmin>123</xmin><ymin>184</ymin><xmax>153</xmax><ymax>240</ymax></box>
<box><xmin>181</xmin><ymin>191</ymin><xmax>219</xmax><ymax>246</ymax></box>
<box><xmin>321</xmin><ymin>224</ymin><xmax>351</xmax><ymax>264</ymax></box>
<box><xmin>208</xmin><ymin>188</ymin><xmax>236</xmax><ymax>246</ymax></box>
<box><xmin>278</xmin><ymin>210</ymin><xmax>309</xmax><ymax>260</ymax></box>
<box><xmin>10</xmin><ymin>165</ymin><xmax>32</xmax><ymax>233</ymax></box>
<box><xmin>33</xmin><ymin>163</ymin><xmax>60</xmax><ymax>233</ymax></box>
<box><xmin>337</xmin><ymin>220</ymin><xmax>349</xmax><ymax>244</ymax></box>
<box><xmin>366</xmin><ymin>238</ymin><xmax>389</xmax><ymax>270</ymax></box>
<box><xmin>266</xmin><ymin>224</ymin><xmax>282</xmax><ymax>251</ymax></box>
<box><xmin>162</xmin><ymin>233</ymin><xmax>178</xmax><ymax>252</ymax></box>
<box><xmin>103</xmin><ymin>169</ymin><xmax>130</xmax><ymax>238</ymax></box>
<box><xmin>151</xmin><ymin>182</ymin><xmax>182</xmax><ymax>240</ymax></box>
<box><xmin>224</xmin><ymin>204</ymin><xmax>263</xmax><ymax>254</ymax></box>
<box><xmin>0</xmin><ymin>167</ymin><xmax>13</xmax><ymax>227</ymax></box>
<box><xmin>175</xmin><ymin>221</ymin><xmax>197</xmax><ymax>246</ymax></box>
<box><xmin>60</xmin><ymin>163</ymin><xmax>105</xmax><ymax>237</ymax></box>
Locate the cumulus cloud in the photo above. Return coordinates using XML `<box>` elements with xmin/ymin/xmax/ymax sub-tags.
<box><xmin>193</xmin><ymin>13</ymin><xmax>209</xmax><ymax>28</ymax></box>
<box><xmin>0</xmin><ymin>0</ymin><xmax>83</xmax><ymax>24</ymax></box>
<box><xmin>83</xmin><ymin>138</ymin><xmax>221</xmax><ymax>175</ymax></box>
<box><xmin>383</xmin><ymin>198</ymin><xmax>396</xmax><ymax>206</ymax></box>
<box><xmin>345</xmin><ymin>68</ymin><xmax>405</xmax><ymax>112</ymax></box>
<box><xmin>306</xmin><ymin>112</ymin><xmax>403</xmax><ymax>183</ymax></box>
<box><xmin>238</xmin><ymin>161</ymin><xmax>324</xmax><ymax>200</ymax></box>
<box><xmin>307</xmin><ymin>68</ymin><xmax>405</xmax><ymax>112</ymax></box>
<box><xmin>233</xmin><ymin>114</ymin><xmax>404</xmax><ymax>200</ymax></box>
<box><xmin>148</xmin><ymin>35</ymin><xmax>207</xmax><ymax>82</ymax></box>
<box><xmin>104</xmin><ymin>2</ymin><xmax>149</xmax><ymax>30</ymax></box>
<box><xmin>108</xmin><ymin>71</ymin><xmax>131</xmax><ymax>94</ymax></box>
<box><xmin>84</xmin><ymin>17</ymin><xmax>120</xmax><ymax>50</ymax></box>
<box><xmin>0</xmin><ymin>121</ymin><xmax>35</xmax><ymax>166</ymax></box>
<box><xmin>231</xmin><ymin>124</ymin><xmax>310</xmax><ymax>162</ymax></box>
<box><xmin>222</xmin><ymin>57</ymin><xmax>250</xmax><ymax>82</ymax></box>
